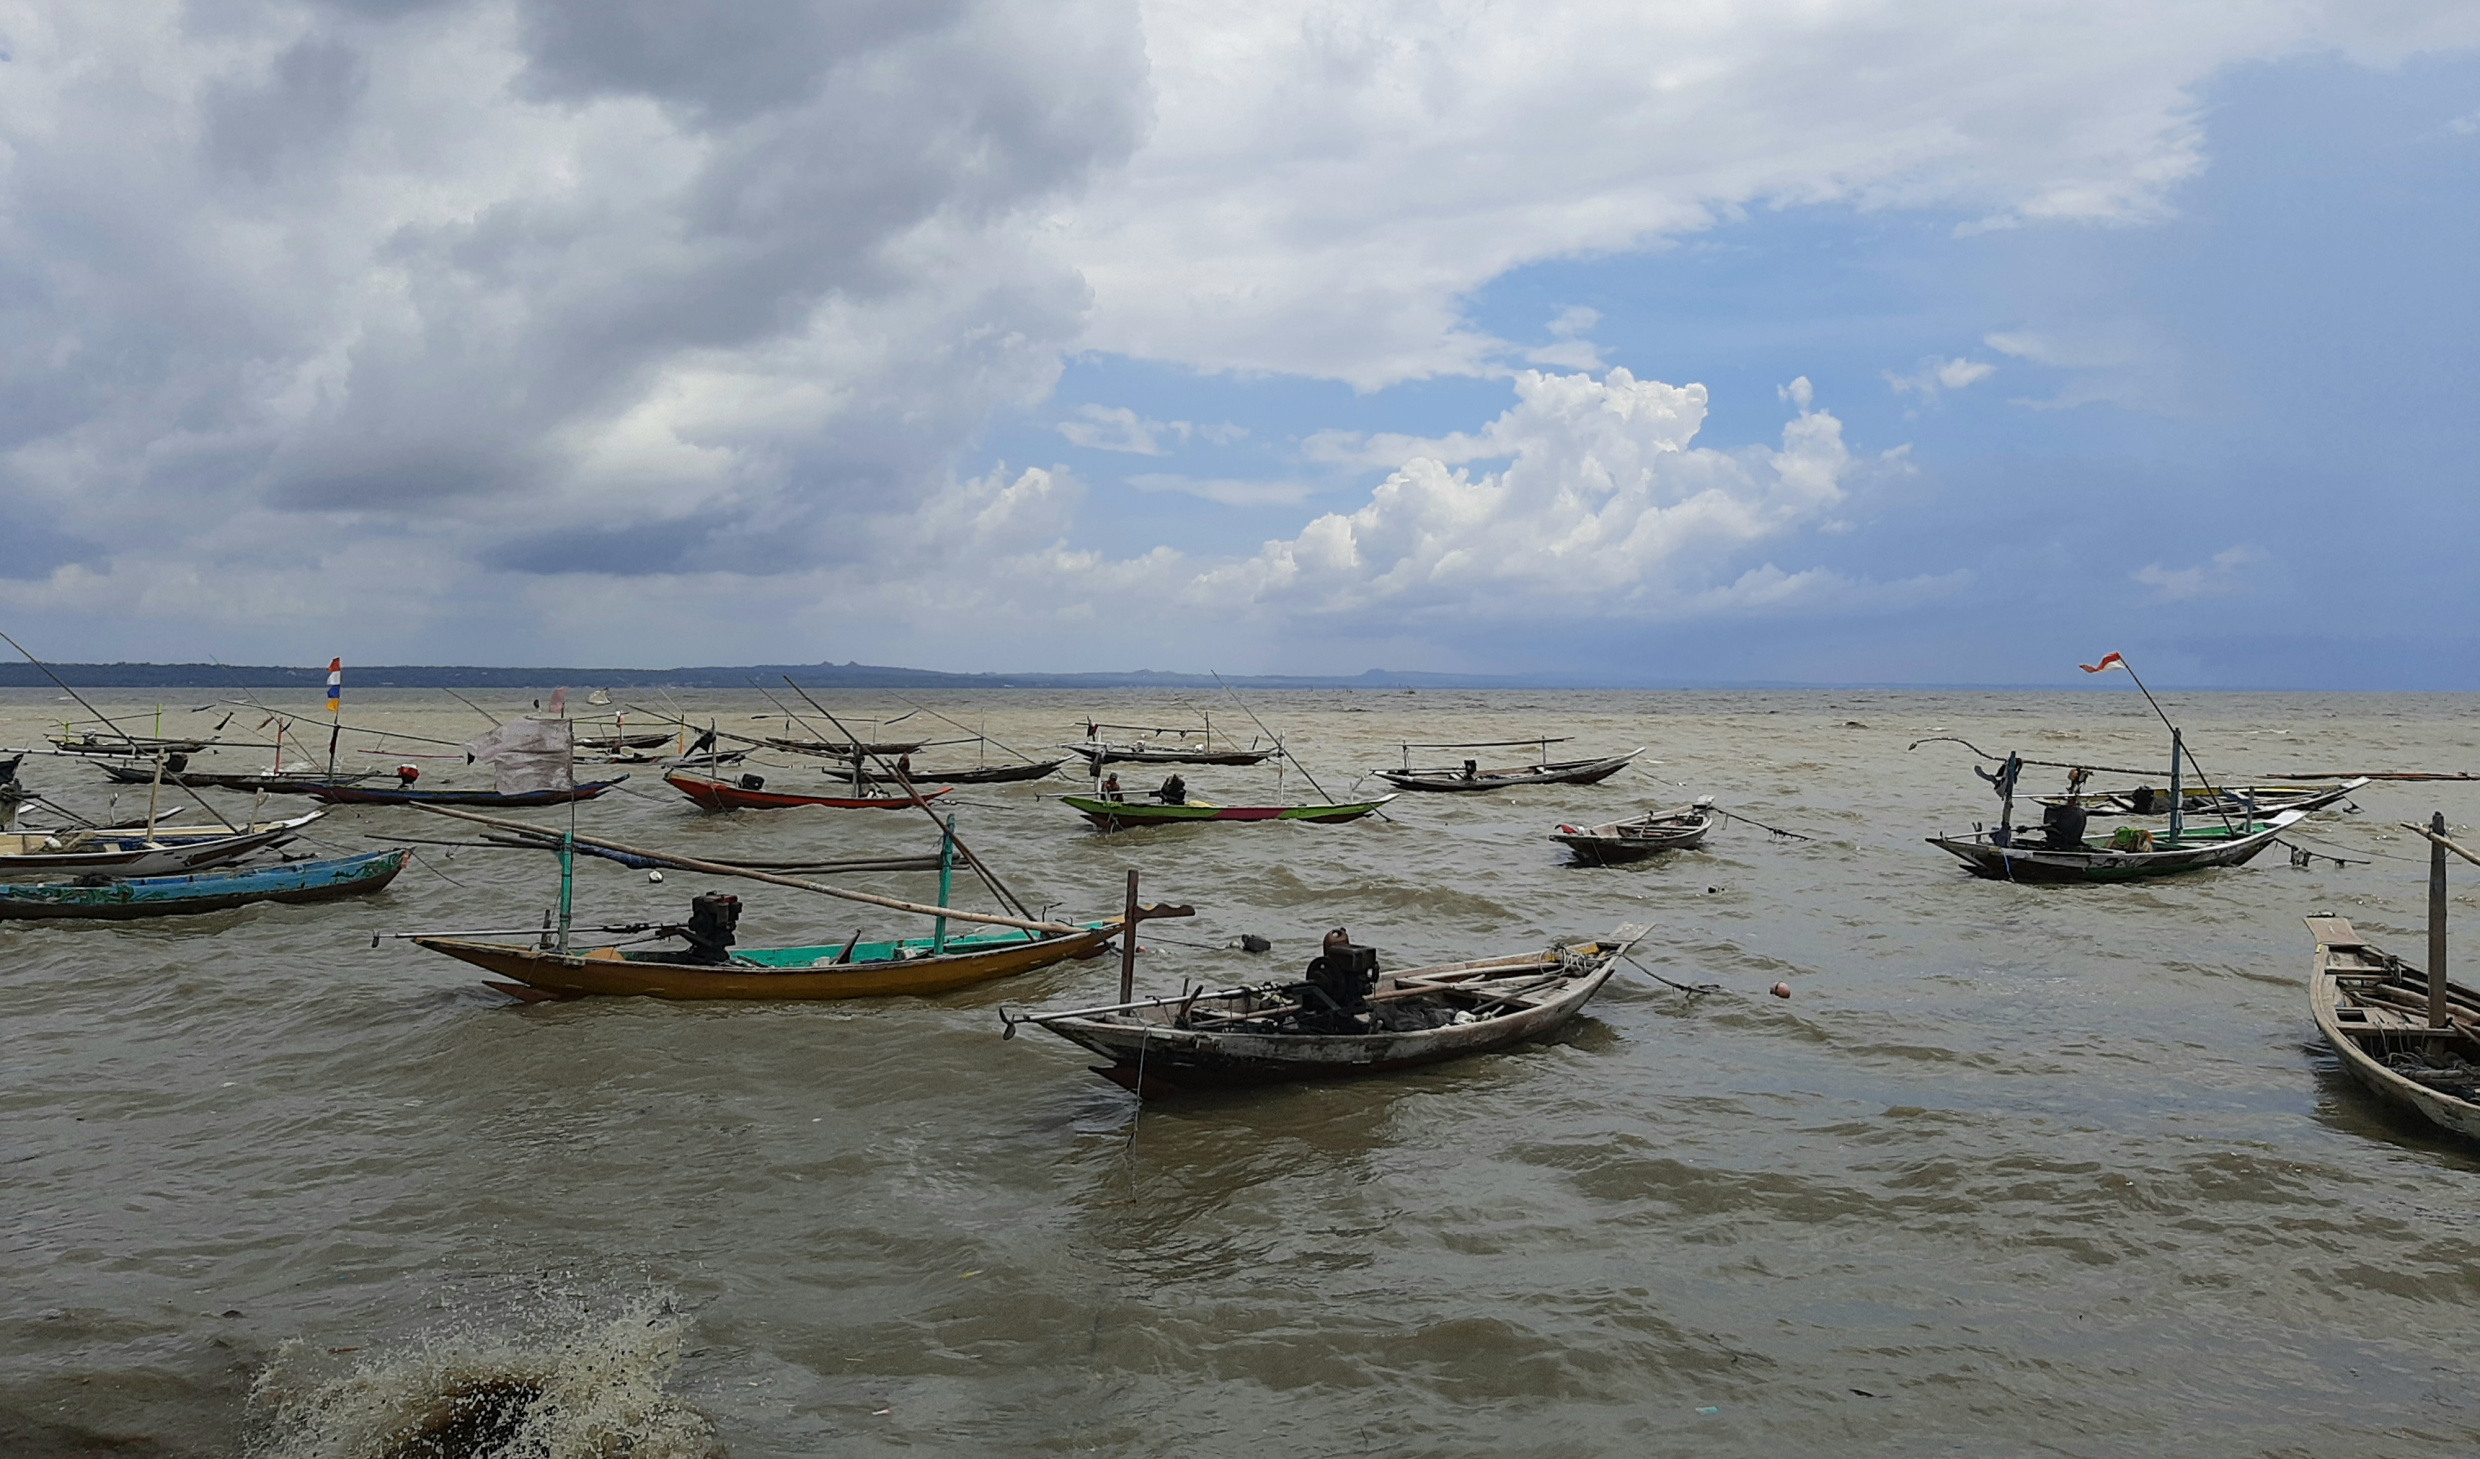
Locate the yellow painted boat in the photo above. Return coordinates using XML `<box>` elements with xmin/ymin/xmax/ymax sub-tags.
<box><xmin>414</xmin><ymin>923</ymin><xmax>1116</xmax><ymax>1001</ymax></box>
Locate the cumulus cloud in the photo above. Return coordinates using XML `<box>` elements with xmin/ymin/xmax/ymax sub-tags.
<box><xmin>1190</xmin><ymin>368</ymin><xmax>1861</xmax><ymax>621</ymax></box>
<box><xmin>2133</xmin><ymin>545</ymin><xmax>2263</xmax><ymax>601</ymax></box>
<box><xmin>1063</xmin><ymin>1</ymin><xmax>2480</xmax><ymax>386</ymax></box>
<box><xmin>0</xmin><ymin>0</ymin><xmax>1144</xmax><ymax>638</ymax></box>
<box><xmin>1887</xmin><ymin>356</ymin><xmax>1998</xmax><ymax>402</ymax></box>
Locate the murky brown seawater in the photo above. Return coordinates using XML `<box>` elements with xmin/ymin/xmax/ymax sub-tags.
<box><xmin>4</xmin><ymin>687</ymin><xmax>2477</xmax><ymax>1456</ymax></box>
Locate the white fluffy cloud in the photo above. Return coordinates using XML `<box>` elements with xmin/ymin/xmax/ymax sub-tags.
<box><xmin>1064</xmin><ymin>0</ymin><xmax>2480</xmax><ymax>387</ymax></box>
<box><xmin>0</xmin><ymin>1</ymin><xmax>2472</xmax><ymax>664</ymax></box>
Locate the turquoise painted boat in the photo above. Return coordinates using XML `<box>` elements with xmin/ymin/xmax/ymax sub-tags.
<box><xmin>0</xmin><ymin>848</ymin><xmax>411</xmax><ymax>920</ymax></box>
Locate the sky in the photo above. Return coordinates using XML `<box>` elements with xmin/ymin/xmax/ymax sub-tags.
<box><xmin>1</xmin><ymin>2</ymin><xmax>2476</xmax><ymax>685</ymax></box>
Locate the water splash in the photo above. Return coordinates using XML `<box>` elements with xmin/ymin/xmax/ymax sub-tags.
<box><xmin>245</xmin><ymin>1298</ymin><xmax>720</xmax><ymax>1459</ymax></box>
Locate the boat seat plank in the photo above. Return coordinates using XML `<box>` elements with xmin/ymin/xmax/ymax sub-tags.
<box><xmin>2305</xmin><ymin>915</ymin><xmax>2365</xmax><ymax>948</ymax></box>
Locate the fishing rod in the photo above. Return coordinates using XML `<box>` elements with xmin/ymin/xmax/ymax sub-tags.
<box><xmin>1208</xmin><ymin>669</ymin><xmax>1369</xmax><ymax>815</ymax></box>
<box><xmin>889</xmin><ymin>694</ymin><xmax>1046</xmax><ymax>766</ymax></box>
<box><xmin>0</xmin><ymin>631</ymin><xmax>246</xmax><ymax>834</ymax></box>
<box><xmin>405</xmin><ymin>803</ymin><xmax>1074</xmax><ymax>933</ymax></box>
<box><xmin>776</xmin><ymin>678</ymin><xmax>1037</xmax><ymax>921</ymax></box>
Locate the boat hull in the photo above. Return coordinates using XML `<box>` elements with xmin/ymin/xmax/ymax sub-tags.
<box><xmin>855</xmin><ymin>758</ymin><xmax>1069</xmax><ymax>785</ymax></box>
<box><xmin>1068</xmin><ymin>747</ymin><xmax>1277</xmax><ymax>768</ymax></box>
<box><xmin>665</xmin><ymin>770</ymin><xmax>947</xmax><ymax>811</ymax></box>
<box><xmin>0</xmin><ymin>815</ymin><xmax>321</xmax><ymax>880</ymax></box>
<box><xmin>98</xmin><ymin>765</ymin><xmax>380</xmax><ymax>794</ymax></box>
<box><xmin>1377</xmin><ymin>751</ymin><xmax>1641</xmax><ymax>793</ymax></box>
<box><xmin>1927</xmin><ymin>812</ymin><xmax>2302</xmax><ymax>882</ymax></box>
<box><xmin>1553</xmin><ymin>819</ymin><xmax>1711</xmax><ymax>864</ymax></box>
<box><xmin>1060</xmin><ymin>795</ymin><xmax>1393</xmax><ymax>830</ymax></box>
<box><xmin>414</xmin><ymin>924</ymin><xmax>1115</xmax><ymax>1000</ymax></box>
<box><xmin>1017</xmin><ymin>937</ymin><xmax>1637</xmax><ymax>1097</ymax></box>
<box><xmin>2306</xmin><ymin>915</ymin><xmax>2480</xmax><ymax>1141</ymax></box>
<box><xmin>310</xmin><ymin>778</ymin><xmax>626</xmax><ymax>807</ymax></box>
<box><xmin>0</xmin><ymin>849</ymin><xmax>409</xmax><ymax>920</ymax></box>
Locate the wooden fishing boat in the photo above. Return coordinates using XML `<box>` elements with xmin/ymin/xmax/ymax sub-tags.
<box><xmin>2037</xmin><ymin>777</ymin><xmax>2369</xmax><ymax>820</ymax></box>
<box><xmin>848</xmin><ymin>756</ymin><xmax>1070</xmax><ymax>785</ymax></box>
<box><xmin>759</xmin><ymin>735</ymin><xmax>925</xmax><ymax>758</ymax></box>
<box><xmin>97</xmin><ymin>763</ymin><xmax>382</xmax><ymax>794</ymax></box>
<box><xmin>2306</xmin><ymin>915</ymin><xmax>2480</xmax><ymax>1141</ymax></box>
<box><xmin>1553</xmin><ymin>800</ymin><xmax>1714</xmax><ymax>864</ymax></box>
<box><xmin>664</xmin><ymin>769</ymin><xmax>949</xmax><ymax>811</ymax></box>
<box><xmin>0</xmin><ymin>848</ymin><xmax>410</xmax><ymax>920</ymax></box>
<box><xmin>1926</xmin><ymin>808</ymin><xmax>2304</xmax><ymax>882</ymax></box>
<box><xmin>1375</xmin><ymin>749</ymin><xmax>1642</xmax><ymax>793</ymax></box>
<box><xmin>1001</xmin><ymin>925</ymin><xmax>1648</xmax><ymax>1097</ymax></box>
<box><xmin>1060</xmin><ymin>794</ymin><xmax>1394</xmax><ymax>830</ymax></box>
<box><xmin>415</xmin><ymin>922</ymin><xmax>1116</xmax><ymax>1001</ymax></box>
<box><xmin>0</xmin><ymin>812</ymin><xmax>322</xmax><ymax>879</ymax></box>
<box><xmin>575</xmin><ymin>730</ymin><xmax>674</xmax><ymax>752</ymax></box>
<box><xmin>1067</xmin><ymin>743</ymin><xmax>1278</xmax><ymax>769</ymax></box>
<box><xmin>48</xmin><ymin>732</ymin><xmax>214</xmax><ymax>758</ymax></box>
<box><xmin>309</xmin><ymin>777</ymin><xmax>627</xmax><ymax>807</ymax></box>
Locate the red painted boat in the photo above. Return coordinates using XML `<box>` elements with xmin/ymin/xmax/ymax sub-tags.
<box><xmin>663</xmin><ymin>769</ymin><xmax>948</xmax><ymax>812</ymax></box>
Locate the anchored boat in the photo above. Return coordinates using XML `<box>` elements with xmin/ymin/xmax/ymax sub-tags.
<box><xmin>1060</xmin><ymin>793</ymin><xmax>1394</xmax><ymax>831</ymax></box>
<box><xmin>0</xmin><ymin>848</ymin><xmax>409</xmax><ymax>920</ymax></box>
<box><xmin>1002</xmin><ymin>925</ymin><xmax>1648</xmax><ymax>1097</ymax></box>
<box><xmin>664</xmin><ymin>768</ymin><xmax>948</xmax><ymax>811</ymax></box>
<box><xmin>1553</xmin><ymin>800</ymin><xmax>1715</xmax><ymax>864</ymax></box>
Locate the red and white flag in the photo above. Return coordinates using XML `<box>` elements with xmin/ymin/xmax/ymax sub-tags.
<box><xmin>2079</xmin><ymin>652</ymin><xmax>2125</xmax><ymax>674</ymax></box>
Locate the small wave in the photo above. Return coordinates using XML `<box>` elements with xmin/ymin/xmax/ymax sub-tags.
<box><xmin>245</xmin><ymin>1298</ymin><xmax>719</xmax><ymax>1459</ymax></box>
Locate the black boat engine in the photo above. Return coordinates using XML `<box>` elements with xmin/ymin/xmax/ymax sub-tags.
<box><xmin>1301</xmin><ymin>930</ymin><xmax>1379</xmax><ymax>1015</ymax></box>
<box><xmin>737</xmin><ymin>773</ymin><xmax>766</xmax><ymax>791</ymax></box>
<box><xmin>679</xmin><ymin>893</ymin><xmax>741</xmax><ymax>964</ymax></box>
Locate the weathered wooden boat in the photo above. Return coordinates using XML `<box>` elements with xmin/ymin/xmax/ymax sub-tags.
<box><xmin>415</xmin><ymin>921</ymin><xmax>1117</xmax><ymax>1001</ymax></box>
<box><xmin>1927</xmin><ymin>808</ymin><xmax>2304</xmax><ymax>882</ymax></box>
<box><xmin>1066</xmin><ymin>742</ymin><xmax>1278</xmax><ymax>769</ymax></box>
<box><xmin>664</xmin><ymin>769</ymin><xmax>949</xmax><ymax>811</ymax></box>
<box><xmin>0</xmin><ymin>812</ymin><xmax>322</xmax><ymax>879</ymax></box>
<box><xmin>48</xmin><ymin>732</ymin><xmax>215</xmax><ymax>758</ymax></box>
<box><xmin>1061</xmin><ymin>794</ymin><xmax>1394</xmax><ymax>830</ymax></box>
<box><xmin>309</xmin><ymin>777</ymin><xmax>627</xmax><ymax>807</ymax></box>
<box><xmin>848</xmin><ymin>756</ymin><xmax>1070</xmax><ymax>785</ymax></box>
<box><xmin>1553</xmin><ymin>799</ymin><xmax>1714</xmax><ymax>864</ymax></box>
<box><xmin>759</xmin><ymin>735</ymin><xmax>925</xmax><ymax>758</ymax></box>
<box><xmin>575</xmin><ymin>730</ymin><xmax>674</xmax><ymax>752</ymax></box>
<box><xmin>2037</xmin><ymin>777</ymin><xmax>2368</xmax><ymax>820</ymax></box>
<box><xmin>1375</xmin><ymin>749</ymin><xmax>1642</xmax><ymax>793</ymax></box>
<box><xmin>1001</xmin><ymin>925</ymin><xmax>1648</xmax><ymax>1097</ymax></box>
<box><xmin>2306</xmin><ymin>914</ymin><xmax>2480</xmax><ymax>1141</ymax></box>
<box><xmin>0</xmin><ymin>848</ymin><xmax>410</xmax><ymax>920</ymax></box>
<box><xmin>97</xmin><ymin>763</ymin><xmax>382</xmax><ymax>794</ymax></box>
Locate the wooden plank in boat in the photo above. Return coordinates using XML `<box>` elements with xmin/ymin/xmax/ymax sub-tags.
<box><xmin>2305</xmin><ymin>915</ymin><xmax>2365</xmax><ymax>947</ymax></box>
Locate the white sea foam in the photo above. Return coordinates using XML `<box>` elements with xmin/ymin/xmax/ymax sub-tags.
<box><xmin>246</xmin><ymin>1297</ymin><xmax>719</xmax><ymax>1459</ymax></box>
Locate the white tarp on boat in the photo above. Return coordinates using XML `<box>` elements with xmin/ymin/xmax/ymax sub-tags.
<box><xmin>463</xmin><ymin>718</ymin><xmax>574</xmax><ymax>794</ymax></box>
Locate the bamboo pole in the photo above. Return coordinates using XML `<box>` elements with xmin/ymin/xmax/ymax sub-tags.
<box><xmin>403</xmin><ymin>803</ymin><xmax>1077</xmax><ymax>933</ymax></box>
<box><xmin>2431</xmin><ymin>810</ymin><xmax>2450</xmax><ymax>1030</ymax></box>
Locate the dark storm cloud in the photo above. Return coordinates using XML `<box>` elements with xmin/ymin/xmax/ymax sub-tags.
<box><xmin>0</xmin><ymin>0</ymin><xmax>1145</xmax><ymax>584</ymax></box>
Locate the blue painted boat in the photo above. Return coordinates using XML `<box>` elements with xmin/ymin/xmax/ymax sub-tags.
<box><xmin>0</xmin><ymin>848</ymin><xmax>411</xmax><ymax>920</ymax></box>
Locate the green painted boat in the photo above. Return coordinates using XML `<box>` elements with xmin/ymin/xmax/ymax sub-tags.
<box><xmin>0</xmin><ymin>848</ymin><xmax>410</xmax><ymax>920</ymax></box>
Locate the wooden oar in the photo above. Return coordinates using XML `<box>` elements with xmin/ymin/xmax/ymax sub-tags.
<box><xmin>403</xmin><ymin>803</ymin><xmax>1077</xmax><ymax>933</ymax></box>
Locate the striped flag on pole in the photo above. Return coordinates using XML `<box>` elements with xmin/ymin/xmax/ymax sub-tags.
<box><xmin>326</xmin><ymin>658</ymin><xmax>342</xmax><ymax>713</ymax></box>
<box><xmin>2079</xmin><ymin>652</ymin><xmax>2125</xmax><ymax>674</ymax></box>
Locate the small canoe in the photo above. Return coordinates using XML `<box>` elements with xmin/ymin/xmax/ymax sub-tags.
<box><xmin>309</xmin><ymin>777</ymin><xmax>628</xmax><ymax>807</ymax></box>
<box><xmin>1066</xmin><ymin>744</ymin><xmax>1280</xmax><ymax>769</ymax></box>
<box><xmin>97</xmin><ymin>764</ymin><xmax>383</xmax><ymax>794</ymax></box>
<box><xmin>760</xmin><ymin>736</ymin><xmax>926</xmax><ymax>758</ymax></box>
<box><xmin>1927</xmin><ymin>808</ymin><xmax>2303</xmax><ymax>882</ymax></box>
<box><xmin>665</xmin><ymin>769</ymin><xmax>948</xmax><ymax>811</ymax></box>
<box><xmin>0</xmin><ymin>848</ymin><xmax>409</xmax><ymax>920</ymax></box>
<box><xmin>0</xmin><ymin>812</ymin><xmax>323</xmax><ymax>880</ymax></box>
<box><xmin>1003</xmin><ymin>925</ymin><xmax>1648</xmax><ymax>1097</ymax></box>
<box><xmin>1060</xmin><ymin>794</ymin><xmax>1394</xmax><ymax>831</ymax></box>
<box><xmin>1554</xmin><ymin>800</ymin><xmax>1714</xmax><ymax>863</ymax></box>
<box><xmin>575</xmin><ymin>731</ymin><xmax>674</xmax><ymax>751</ymax></box>
<box><xmin>47</xmin><ymin>733</ymin><xmax>215</xmax><ymax>758</ymax></box>
<box><xmin>2306</xmin><ymin>914</ymin><xmax>2480</xmax><ymax>1141</ymax></box>
<box><xmin>850</xmin><ymin>757</ymin><xmax>1070</xmax><ymax>785</ymax></box>
<box><xmin>1375</xmin><ymin>750</ymin><xmax>1642</xmax><ymax>793</ymax></box>
<box><xmin>414</xmin><ymin>923</ymin><xmax>1116</xmax><ymax>1000</ymax></box>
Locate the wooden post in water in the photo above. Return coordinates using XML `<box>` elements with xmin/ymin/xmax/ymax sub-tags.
<box><xmin>934</xmin><ymin>813</ymin><xmax>954</xmax><ymax>954</ymax></box>
<box><xmin>1119</xmin><ymin>869</ymin><xmax>1140</xmax><ymax>1004</ymax></box>
<box><xmin>2431</xmin><ymin>810</ymin><xmax>2449</xmax><ymax>1029</ymax></box>
<box><xmin>2167</xmin><ymin>729</ymin><xmax>2184</xmax><ymax>846</ymax></box>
